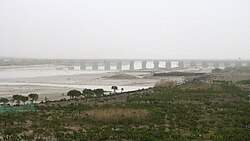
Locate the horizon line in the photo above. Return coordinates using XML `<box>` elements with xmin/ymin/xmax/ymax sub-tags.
<box><xmin>0</xmin><ymin>56</ymin><xmax>249</xmax><ymax>61</ymax></box>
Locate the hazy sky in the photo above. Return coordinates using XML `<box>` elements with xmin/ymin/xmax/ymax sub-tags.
<box><xmin>0</xmin><ymin>0</ymin><xmax>250</xmax><ymax>60</ymax></box>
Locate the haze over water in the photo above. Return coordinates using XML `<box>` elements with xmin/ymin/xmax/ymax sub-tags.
<box><xmin>0</xmin><ymin>0</ymin><xmax>250</xmax><ymax>60</ymax></box>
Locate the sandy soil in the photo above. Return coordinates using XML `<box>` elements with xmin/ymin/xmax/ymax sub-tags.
<box><xmin>0</xmin><ymin>84</ymin><xmax>70</xmax><ymax>101</ymax></box>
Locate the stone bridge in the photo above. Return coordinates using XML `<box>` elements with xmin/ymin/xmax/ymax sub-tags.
<box><xmin>0</xmin><ymin>58</ymin><xmax>249</xmax><ymax>71</ymax></box>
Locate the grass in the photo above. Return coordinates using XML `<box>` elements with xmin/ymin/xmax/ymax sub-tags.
<box><xmin>0</xmin><ymin>82</ymin><xmax>249</xmax><ymax>140</ymax></box>
<box><xmin>179</xmin><ymin>82</ymin><xmax>225</xmax><ymax>93</ymax></box>
<box><xmin>86</xmin><ymin>108</ymin><xmax>149</xmax><ymax>123</ymax></box>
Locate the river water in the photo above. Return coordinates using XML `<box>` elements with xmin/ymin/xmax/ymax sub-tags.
<box><xmin>0</xmin><ymin>64</ymin><xmax>158</xmax><ymax>93</ymax></box>
<box><xmin>0</xmin><ymin>61</ymin><xmax>179</xmax><ymax>79</ymax></box>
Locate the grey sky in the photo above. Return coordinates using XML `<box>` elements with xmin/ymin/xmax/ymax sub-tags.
<box><xmin>0</xmin><ymin>0</ymin><xmax>250</xmax><ymax>60</ymax></box>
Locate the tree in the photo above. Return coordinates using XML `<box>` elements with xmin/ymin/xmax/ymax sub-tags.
<box><xmin>93</xmin><ymin>89</ymin><xmax>104</xmax><ymax>97</ymax></box>
<box><xmin>75</xmin><ymin>90</ymin><xmax>82</xmax><ymax>99</ymax></box>
<box><xmin>45</xmin><ymin>97</ymin><xmax>49</xmax><ymax>102</ymax></box>
<box><xmin>111</xmin><ymin>86</ymin><xmax>118</xmax><ymax>93</ymax></box>
<box><xmin>12</xmin><ymin>95</ymin><xmax>22</xmax><ymax>106</ymax></box>
<box><xmin>67</xmin><ymin>90</ymin><xmax>82</xmax><ymax>99</ymax></box>
<box><xmin>67</xmin><ymin>91</ymin><xmax>74</xmax><ymax>99</ymax></box>
<box><xmin>28</xmin><ymin>93</ymin><xmax>39</xmax><ymax>103</ymax></box>
<box><xmin>20</xmin><ymin>96</ymin><xmax>29</xmax><ymax>105</ymax></box>
<box><xmin>82</xmin><ymin>89</ymin><xmax>94</xmax><ymax>98</ymax></box>
<box><xmin>12</xmin><ymin>95</ymin><xmax>29</xmax><ymax>105</ymax></box>
<box><xmin>0</xmin><ymin>98</ymin><xmax>9</xmax><ymax>105</ymax></box>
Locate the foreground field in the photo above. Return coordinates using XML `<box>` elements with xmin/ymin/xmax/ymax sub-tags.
<box><xmin>0</xmin><ymin>82</ymin><xmax>250</xmax><ymax>141</ymax></box>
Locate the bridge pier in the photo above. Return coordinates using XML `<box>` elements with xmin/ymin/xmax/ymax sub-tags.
<box><xmin>68</xmin><ymin>66</ymin><xmax>74</xmax><ymax>70</ymax></box>
<box><xmin>213</xmin><ymin>62</ymin><xmax>220</xmax><ymax>68</ymax></box>
<box><xmin>178</xmin><ymin>61</ymin><xmax>184</xmax><ymax>68</ymax></box>
<box><xmin>116</xmin><ymin>62</ymin><xmax>122</xmax><ymax>70</ymax></box>
<box><xmin>142</xmin><ymin>61</ymin><xmax>147</xmax><ymax>70</ymax></box>
<box><xmin>68</xmin><ymin>60</ymin><xmax>75</xmax><ymax>66</ymax></box>
<box><xmin>104</xmin><ymin>62</ymin><xmax>110</xmax><ymax>70</ymax></box>
<box><xmin>224</xmin><ymin>61</ymin><xmax>231</xmax><ymax>68</ymax></box>
<box><xmin>190</xmin><ymin>61</ymin><xmax>196</xmax><ymax>68</ymax></box>
<box><xmin>201</xmin><ymin>61</ymin><xmax>208</xmax><ymax>68</ymax></box>
<box><xmin>129</xmin><ymin>61</ymin><xmax>134</xmax><ymax>70</ymax></box>
<box><xmin>165</xmin><ymin>61</ymin><xmax>171</xmax><ymax>69</ymax></box>
<box><xmin>235</xmin><ymin>62</ymin><xmax>242</xmax><ymax>68</ymax></box>
<box><xmin>153</xmin><ymin>61</ymin><xmax>159</xmax><ymax>69</ymax></box>
<box><xmin>0</xmin><ymin>59</ymin><xmax>3</xmax><ymax>65</ymax></box>
<box><xmin>247</xmin><ymin>61</ymin><xmax>250</xmax><ymax>67</ymax></box>
<box><xmin>80</xmin><ymin>62</ymin><xmax>86</xmax><ymax>70</ymax></box>
<box><xmin>92</xmin><ymin>62</ymin><xmax>98</xmax><ymax>70</ymax></box>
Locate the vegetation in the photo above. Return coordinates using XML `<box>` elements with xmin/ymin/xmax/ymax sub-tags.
<box><xmin>1</xmin><ymin>94</ymin><xmax>39</xmax><ymax>106</ymax></box>
<box><xmin>82</xmin><ymin>89</ymin><xmax>94</xmax><ymax>98</ymax></box>
<box><xmin>153</xmin><ymin>72</ymin><xmax>205</xmax><ymax>76</ymax></box>
<box><xmin>66</xmin><ymin>88</ymin><xmax>105</xmax><ymax>99</ymax></box>
<box><xmin>82</xmin><ymin>88</ymin><xmax>104</xmax><ymax>98</ymax></box>
<box><xmin>67</xmin><ymin>89</ymin><xmax>82</xmax><ymax>99</ymax></box>
<box><xmin>238</xmin><ymin>79</ymin><xmax>250</xmax><ymax>85</ymax></box>
<box><xmin>12</xmin><ymin>95</ymin><xmax>29</xmax><ymax>106</ymax></box>
<box><xmin>86</xmin><ymin>108</ymin><xmax>149</xmax><ymax>123</ymax></box>
<box><xmin>212</xmin><ymin>66</ymin><xmax>250</xmax><ymax>73</ymax></box>
<box><xmin>0</xmin><ymin>82</ymin><xmax>249</xmax><ymax>140</ymax></box>
<box><xmin>93</xmin><ymin>88</ymin><xmax>104</xmax><ymax>97</ymax></box>
<box><xmin>0</xmin><ymin>98</ymin><xmax>9</xmax><ymax>105</ymax></box>
<box><xmin>28</xmin><ymin>93</ymin><xmax>39</xmax><ymax>103</ymax></box>
<box><xmin>0</xmin><ymin>104</ymin><xmax>35</xmax><ymax>113</ymax></box>
<box><xmin>111</xmin><ymin>85</ymin><xmax>118</xmax><ymax>93</ymax></box>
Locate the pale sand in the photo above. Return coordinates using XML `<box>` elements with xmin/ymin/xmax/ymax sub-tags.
<box><xmin>0</xmin><ymin>71</ymin><xmax>184</xmax><ymax>101</ymax></box>
<box><xmin>0</xmin><ymin>84</ymin><xmax>70</xmax><ymax>101</ymax></box>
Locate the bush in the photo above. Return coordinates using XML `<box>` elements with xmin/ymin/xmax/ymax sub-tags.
<box><xmin>85</xmin><ymin>108</ymin><xmax>149</xmax><ymax>124</ymax></box>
